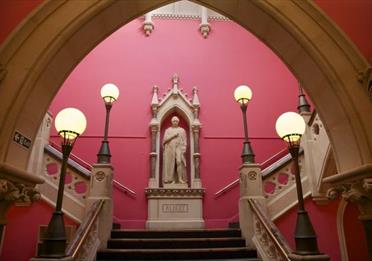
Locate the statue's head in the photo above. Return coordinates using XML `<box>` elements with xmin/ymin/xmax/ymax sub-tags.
<box><xmin>171</xmin><ymin>116</ymin><xmax>180</xmax><ymax>127</ymax></box>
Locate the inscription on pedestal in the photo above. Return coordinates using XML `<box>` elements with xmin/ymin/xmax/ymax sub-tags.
<box><xmin>161</xmin><ymin>204</ymin><xmax>188</xmax><ymax>213</ymax></box>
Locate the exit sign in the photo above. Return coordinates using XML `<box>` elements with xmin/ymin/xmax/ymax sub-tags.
<box><xmin>13</xmin><ymin>131</ymin><xmax>32</xmax><ymax>149</ymax></box>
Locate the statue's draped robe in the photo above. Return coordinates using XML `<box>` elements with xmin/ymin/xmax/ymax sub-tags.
<box><xmin>162</xmin><ymin>126</ymin><xmax>187</xmax><ymax>183</ymax></box>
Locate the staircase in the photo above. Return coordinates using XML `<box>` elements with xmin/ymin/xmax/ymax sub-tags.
<box><xmin>97</xmin><ymin>227</ymin><xmax>259</xmax><ymax>260</ymax></box>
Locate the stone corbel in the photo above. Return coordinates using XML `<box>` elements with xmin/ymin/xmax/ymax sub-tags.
<box><xmin>143</xmin><ymin>13</ymin><xmax>154</xmax><ymax>36</ymax></box>
<box><xmin>0</xmin><ymin>163</ymin><xmax>43</xmax><ymax>224</ymax></box>
<box><xmin>0</xmin><ymin>178</ymin><xmax>41</xmax><ymax>203</ymax></box>
<box><xmin>326</xmin><ymin>177</ymin><xmax>372</xmax><ymax>219</ymax></box>
<box><xmin>199</xmin><ymin>7</ymin><xmax>210</xmax><ymax>38</ymax></box>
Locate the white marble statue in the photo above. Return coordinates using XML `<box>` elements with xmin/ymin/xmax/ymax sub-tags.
<box><xmin>162</xmin><ymin>116</ymin><xmax>187</xmax><ymax>184</ymax></box>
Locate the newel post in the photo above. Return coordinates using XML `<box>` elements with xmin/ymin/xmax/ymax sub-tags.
<box><xmin>87</xmin><ymin>163</ymin><xmax>113</xmax><ymax>249</ymax></box>
<box><xmin>239</xmin><ymin>163</ymin><xmax>265</xmax><ymax>249</ymax></box>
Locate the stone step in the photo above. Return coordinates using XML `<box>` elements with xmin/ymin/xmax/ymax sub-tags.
<box><xmin>111</xmin><ymin>228</ymin><xmax>242</xmax><ymax>239</ymax></box>
<box><xmin>97</xmin><ymin>247</ymin><xmax>257</xmax><ymax>260</ymax></box>
<box><xmin>107</xmin><ymin>237</ymin><xmax>246</xmax><ymax>249</ymax></box>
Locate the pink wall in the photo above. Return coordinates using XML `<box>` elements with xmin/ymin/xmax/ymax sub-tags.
<box><xmin>275</xmin><ymin>197</ymin><xmax>369</xmax><ymax>261</ymax></box>
<box><xmin>48</xmin><ymin>18</ymin><xmax>296</xmax><ymax>228</ymax></box>
<box><xmin>315</xmin><ymin>0</ymin><xmax>372</xmax><ymax>60</ymax></box>
<box><xmin>344</xmin><ymin>202</ymin><xmax>368</xmax><ymax>261</ymax></box>
<box><xmin>0</xmin><ymin>201</ymin><xmax>76</xmax><ymax>261</ymax></box>
<box><xmin>0</xmin><ymin>2</ymin><xmax>371</xmax><ymax>261</ymax></box>
<box><xmin>275</xmin><ymin>198</ymin><xmax>342</xmax><ymax>260</ymax></box>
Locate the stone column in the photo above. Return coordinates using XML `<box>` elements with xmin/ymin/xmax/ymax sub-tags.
<box><xmin>192</xmin><ymin>124</ymin><xmax>201</xmax><ymax>188</ymax></box>
<box><xmin>238</xmin><ymin>163</ymin><xmax>265</xmax><ymax>249</ymax></box>
<box><xmin>87</xmin><ymin>163</ymin><xmax>113</xmax><ymax>250</ymax></box>
<box><xmin>149</xmin><ymin>122</ymin><xmax>159</xmax><ymax>188</ymax></box>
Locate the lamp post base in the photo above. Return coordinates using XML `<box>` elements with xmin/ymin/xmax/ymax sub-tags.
<box><xmin>97</xmin><ymin>140</ymin><xmax>111</xmax><ymax>163</ymax></box>
<box><xmin>241</xmin><ymin>141</ymin><xmax>255</xmax><ymax>164</ymax></box>
<box><xmin>288</xmin><ymin>253</ymin><xmax>329</xmax><ymax>261</ymax></box>
<box><xmin>38</xmin><ymin>211</ymin><xmax>67</xmax><ymax>257</ymax></box>
<box><xmin>294</xmin><ymin>210</ymin><xmax>321</xmax><ymax>255</ymax></box>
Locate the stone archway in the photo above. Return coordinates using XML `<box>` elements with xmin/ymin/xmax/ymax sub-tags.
<box><xmin>0</xmin><ymin>0</ymin><xmax>370</xmax><ymax>180</ymax></box>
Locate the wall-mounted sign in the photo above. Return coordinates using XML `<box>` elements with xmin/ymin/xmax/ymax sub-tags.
<box><xmin>13</xmin><ymin>131</ymin><xmax>32</xmax><ymax>149</ymax></box>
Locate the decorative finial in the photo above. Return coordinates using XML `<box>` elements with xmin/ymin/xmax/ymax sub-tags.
<box><xmin>172</xmin><ymin>74</ymin><xmax>179</xmax><ymax>96</ymax></box>
<box><xmin>151</xmin><ymin>85</ymin><xmax>159</xmax><ymax>106</ymax></box>
<box><xmin>192</xmin><ymin>87</ymin><xmax>200</xmax><ymax>107</ymax></box>
<box><xmin>172</xmin><ymin>74</ymin><xmax>179</xmax><ymax>84</ymax></box>
<box><xmin>297</xmin><ymin>83</ymin><xmax>311</xmax><ymax>113</ymax></box>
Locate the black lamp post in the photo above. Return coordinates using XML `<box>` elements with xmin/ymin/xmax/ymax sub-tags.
<box><xmin>39</xmin><ymin>108</ymin><xmax>87</xmax><ymax>257</ymax></box>
<box><xmin>234</xmin><ymin>85</ymin><xmax>255</xmax><ymax>163</ymax></box>
<box><xmin>97</xmin><ymin>83</ymin><xmax>119</xmax><ymax>163</ymax></box>
<box><xmin>276</xmin><ymin>112</ymin><xmax>321</xmax><ymax>255</ymax></box>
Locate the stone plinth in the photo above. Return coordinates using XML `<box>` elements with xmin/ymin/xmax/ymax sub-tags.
<box><xmin>145</xmin><ymin>188</ymin><xmax>205</xmax><ymax>230</ymax></box>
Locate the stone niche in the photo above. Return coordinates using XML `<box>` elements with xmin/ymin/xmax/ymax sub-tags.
<box><xmin>145</xmin><ymin>74</ymin><xmax>205</xmax><ymax>230</ymax></box>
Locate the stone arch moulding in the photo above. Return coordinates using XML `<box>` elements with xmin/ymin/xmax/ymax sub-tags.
<box><xmin>148</xmin><ymin>74</ymin><xmax>202</xmax><ymax>189</ymax></box>
<box><xmin>0</xmin><ymin>0</ymin><xmax>371</xmax><ymax>183</ymax></box>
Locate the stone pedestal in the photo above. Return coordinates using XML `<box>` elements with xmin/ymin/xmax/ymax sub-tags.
<box><xmin>145</xmin><ymin>188</ymin><xmax>204</xmax><ymax>230</ymax></box>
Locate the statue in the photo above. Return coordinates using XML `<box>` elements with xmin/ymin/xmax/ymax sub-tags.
<box><xmin>162</xmin><ymin>116</ymin><xmax>187</xmax><ymax>184</ymax></box>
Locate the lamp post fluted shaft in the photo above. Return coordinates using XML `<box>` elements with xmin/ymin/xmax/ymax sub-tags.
<box><xmin>55</xmin><ymin>144</ymin><xmax>72</xmax><ymax>211</ymax></box>
<box><xmin>39</xmin><ymin>144</ymin><xmax>72</xmax><ymax>257</ymax></box>
<box><xmin>289</xmin><ymin>145</ymin><xmax>320</xmax><ymax>255</ymax></box>
<box><xmin>289</xmin><ymin>147</ymin><xmax>305</xmax><ymax>211</ymax></box>
<box><xmin>240</xmin><ymin>104</ymin><xmax>255</xmax><ymax>164</ymax></box>
<box><xmin>97</xmin><ymin>103</ymin><xmax>112</xmax><ymax>163</ymax></box>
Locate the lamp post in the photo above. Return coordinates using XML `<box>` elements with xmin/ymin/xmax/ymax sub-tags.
<box><xmin>275</xmin><ymin>112</ymin><xmax>321</xmax><ymax>255</ymax></box>
<box><xmin>234</xmin><ymin>85</ymin><xmax>255</xmax><ymax>163</ymax></box>
<box><xmin>97</xmin><ymin>83</ymin><xmax>119</xmax><ymax>163</ymax></box>
<box><xmin>39</xmin><ymin>108</ymin><xmax>87</xmax><ymax>257</ymax></box>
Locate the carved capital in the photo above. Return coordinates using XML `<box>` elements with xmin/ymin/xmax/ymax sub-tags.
<box><xmin>363</xmin><ymin>178</ymin><xmax>372</xmax><ymax>191</ymax></box>
<box><xmin>192</xmin><ymin>124</ymin><xmax>201</xmax><ymax>132</ymax></box>
<box><xmin>0</xmin><ymin>178</ymin><xmax>40</xmax><ymax>203</ymax></box>
<box><xmin>327</xmin><ymin>179</ymin><xmax>372</xmax><ymax>219</ymax></box>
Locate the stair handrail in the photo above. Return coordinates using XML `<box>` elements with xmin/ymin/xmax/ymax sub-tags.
<box><xmin>214</xmin><ymin>148</ymin><xmax>292</xmax><ymax>198</ymax></box>
<box><xmin>66</xmin><ymin>199</ymin><xmax>105</xmax><ymax>259</ymax></box>
<box><xmin>248</xmin><ymin>198</ymin><xmax>292</xmax><ymax>261</ymax></box>
<box><xmin>45</xmin><ymin>144</ymin><xmax>136</xmax><ymax>198</ymax></box>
